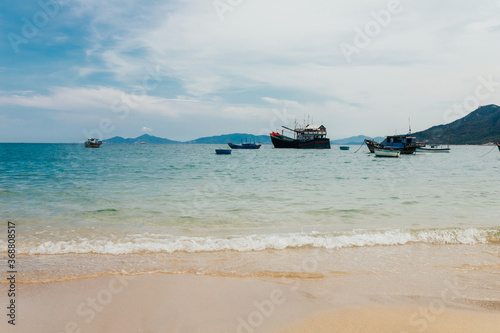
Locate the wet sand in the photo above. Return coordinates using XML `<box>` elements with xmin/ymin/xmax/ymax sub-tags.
<box><xmin>280</xmin><ymin>306</ymin><xmax>500</xmax><ymax>333</ymax></box>
<box><xmin>2</xmin><ymin>272</ymin><xmax>500</xmax><ymax>332</ymax></box>
<box><xmin>2</xmin><ymin>244</ymin><xmax>500</xmax><ymax>332</ymax></box>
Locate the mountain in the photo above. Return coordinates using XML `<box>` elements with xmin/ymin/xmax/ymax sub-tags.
<box><xmin>186</xmin><ymin>133</ymin><xmax>271</xmax><ymax>144</ymax></box>
<box><xmin>103</xmin><ymin>105</ymin><xmax>500</xmax><ymax>146</ymax></box>
<box><xmin>414</xmin><ymin>104</ymin><xmax>500</xmax><ymax>144</ymax></box>
<box><xmin>103</xmin><ymin>133</ymin><xmax>271</xmax><ymax>144</ymax></box>
<box><xmin>331</xmin><ymin>135</ymin><xmax>384</xmax><ymax>145</ymax></box>
<box><xmin>103</xmin><ymin>134</ymin><xmax>181</xmax><ymax>144</ymax></box>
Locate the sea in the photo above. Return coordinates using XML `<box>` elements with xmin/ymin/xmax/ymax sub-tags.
<box><xmin>1</xmin><ymin>143</ymin><xmax>500</xmax><ymax>283</ymax></box>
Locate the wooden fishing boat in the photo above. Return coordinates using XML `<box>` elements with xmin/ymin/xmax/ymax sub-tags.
<box><xmin>374</xmin><ymin>148</ymin><xmax>400</xmax><ymax>158</ymax></box>
<box><xmin>365</xmin><ymin>134</ymin><xmax>423</xmax><ymax>154</ymax></box>
<box><xmin>270</xmin><ymin>124</ymin><xmax>331</xmax><ymax>149</ymax></box>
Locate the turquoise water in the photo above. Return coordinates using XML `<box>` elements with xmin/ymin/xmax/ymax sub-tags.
<box><xmin>1</xmin><ymin>143</ymin><xmax>499</xmax><ymax>256</ymax></box>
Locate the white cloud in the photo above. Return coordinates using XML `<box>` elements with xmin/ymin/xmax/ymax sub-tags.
<box><xmin>4</xmin><ymin>0</ymin><xmax>500</xmax><ymax>142</ymax></box>
<box><xmin>141</xmin><ymin>126</ymin><xmax>153</xmax><ymax>132</ymax></box>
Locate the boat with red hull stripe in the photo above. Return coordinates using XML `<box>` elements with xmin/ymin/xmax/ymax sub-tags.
<box><xmin>270</xmin><ymin>124</ymin><xmax>331</xmax><ymax>149</ymax></box>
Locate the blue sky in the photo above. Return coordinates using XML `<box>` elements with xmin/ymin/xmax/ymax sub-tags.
<box><xmin>1</xmin><ymin>0</ymin><xmax>500</xmax><ymax>142</ymax></box>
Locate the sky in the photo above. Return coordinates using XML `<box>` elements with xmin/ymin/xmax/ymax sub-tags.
<box><xmin>1</xmin><ymin>0</ymin><xmax>500</xmax><ymax>142</ymax></box>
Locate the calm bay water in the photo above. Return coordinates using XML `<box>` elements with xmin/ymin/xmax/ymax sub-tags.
<box><xmin>1</xmin><ymin>143</ymin><xmax>499</xmax><ymax>262</ymax></box>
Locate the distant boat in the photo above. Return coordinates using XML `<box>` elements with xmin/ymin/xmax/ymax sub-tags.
<box><xmin>215</xmin><ymin>148</ymin><xmax>231</xmax><ymax>155</ymax></box>
<box><xmin>227</xmin><ymin>142</ymin><xmax>261</xmax><ymax>149</ymax></box>
<box><xmin>339</xmin><ymin>146</ymin><xmax>350</xmax><ymax>150</ymax></box>
<box><xmin>416</xmin><ymin>145</ymin><xmax>450</xmax><ymax>153</ymax></box>
<box><xmin>270</xmin><ymin>124</ymin><xmax>331</xmax><ymax>149</ymax></box>
<box><xmin>140</xmin><ymin>142</ymin><xmax>147</xmax><ymax>144</ymax></box>
<box><xmin>374</xmin><ymin>148</ymin><xmax>400</xmax><ymax>158</ymax></box>
<box><xmin>84</xmin><ymin>138</ymin><xmax>102</xmax><ymax>148</ymax></box>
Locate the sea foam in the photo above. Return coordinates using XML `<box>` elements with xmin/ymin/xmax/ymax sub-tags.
<box><xmin>7</xmin><ymin>228</ymin><xmax>498</xmax><ymax>255</ymax></box>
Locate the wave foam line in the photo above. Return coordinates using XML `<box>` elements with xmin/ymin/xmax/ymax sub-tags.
<box><xmin>7</xmin><ymin>228</ymin><xmax>500</xmax><ymax>255</ymax></box>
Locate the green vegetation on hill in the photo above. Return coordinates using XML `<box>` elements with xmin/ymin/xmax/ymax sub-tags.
<box><xmin>414</xmin><ymin>104</ymin><xmax>500</xmax><ymax>144</ymax></box>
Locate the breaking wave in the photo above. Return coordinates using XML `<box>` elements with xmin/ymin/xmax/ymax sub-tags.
<box><xmin>5</xmin><ymin>228</ymin><xmax>499</xmax><ymax>256</ymax></box>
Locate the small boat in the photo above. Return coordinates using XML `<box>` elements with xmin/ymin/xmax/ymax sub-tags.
<box><xmin>374</xmin><ymin>148</ymin><xmax>400</xmax><ymax>158</ymax></box>
<box><xmin>227</xmin><ymin>142</ymin><xmax>261</xmax><ymax>149</ymax></box>
<box><xmin>416</xmin><ymin>145</ymin><xmax>450</xmax><ymax>153</ymax></box>
<box><xmin>215</xmin><ymin>148</ymin><xmax>231</xmax><ymax>155</ymax></box>
<box><xmin>339</xmin><ymin>146</ymin><xmax>350</xmax><ymax>150</ymax></box>
<box><xmin>84</xmin><ymin>138</ymin><xmax>102</xmax><ymax>148</ymax></box>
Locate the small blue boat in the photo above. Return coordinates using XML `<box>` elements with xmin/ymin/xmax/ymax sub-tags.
<box><xmin>339</xmin><ymin>146</ymin><xmax>350</xmax><ymax>150</ymax></box>
<box><xmin>227</xmin><ymin>142</ymin><xmax>261</xmax><ymax>149</ymax></box>
<box><xmin>215</xmin><ymin>148</ymin><xmax>231</xmax><ymax>155</ymax></box>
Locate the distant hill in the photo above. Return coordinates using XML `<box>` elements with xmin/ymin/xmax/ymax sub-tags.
<box><xmin>331</xmin><ymin>135</ymin><xmax>384</xmax><ymax>145</ymax></box>
<box><xmin>186</xmin><ymin>133</ymin><xmax>271</xmax><ymax>144</ymax></box>
<box><xmin>104</xmin><ymin>133</ymin><xmax>389</xmax><ymax>145</ymax></box>
<box><xmin>103</xmin><ymin>134</ymin><xmax>181</xmax><ymax>144</ymax></box>
<box><xmin>414</xmin><ymin>104</ymin><xmax>500</xmax><ymax>144</ymax></box>
<box><xmin>103</xmin><ymin>133</ymin><xmax>271</xmax><ymax>144</ymax></box>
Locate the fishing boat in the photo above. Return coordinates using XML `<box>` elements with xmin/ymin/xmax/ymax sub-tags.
<box><xmin>84</xmin><ymin>138</ymin><xmax>102</xmax><ymax>148</ymax></box>
<box><xmin>364</xmin><ymin>134</ymin><xmax>422</xmax><ymax>154</ymax></box>
<box><xmin>215</xmin><ymin>148</ymin><xmax>231</xmax><ymax>155</ymax></box>
<box><xmin>374</xmin><ymin>148</ymin><xmax>400</xmax><ymax>158</ymax></box>
<box><xmin>270</xmin><ymin>124</ymin><xmax>331</xmax><ymax>149</ymax></box>
<box><xmin>339</xmin><ymin>146</ymin><xmax>350</xmax><ymax>150</ymax></box>
<box><xmin>227</xmin><ymin>142</ymin><xmax>261</xmax><ymax>149</ymax></box>
<box><xmin>416</xmin><ymin>145</ymin><xmax>450</xmax><ymax>153</ymax></box>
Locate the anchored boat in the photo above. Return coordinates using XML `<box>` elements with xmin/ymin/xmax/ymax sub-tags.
<box><xmin>270</xmin><ymin>124</ymin><xmax>331</xmax><ymax>149</ymax></box>
<box><xmin>364</xmin><ymin>134</ymin><xmax>422</xmax><ymax>154</ymax></box>
<box><xmin>374</xmin><ymin>148</ymin><xmax>400</xmax><ymax>158</ymax></box>
<box><xmin>215</xmin><ymin>148</ymin><xmax>231</xmax><ymax>155</ymax></box>
<box><xmin>227</xmin><ymin>142</ymin><xmax>261</xmax><ymax>149</ymax></box>
<box><xmin>416</xmin><ymin>145</ymin><xmax>450</xmax><ymax>153</ymax></box>
<box><xmin>84</xmin><ymin>138</ymin><xmax>102</xmax><ymax>148</ymax></box>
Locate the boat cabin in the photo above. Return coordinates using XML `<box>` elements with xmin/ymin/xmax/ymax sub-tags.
<box><xmin>296</xmin><ymin>125</ymin><xmax>327</xmax><ymax>140</ymax></box>
<box><xmin>382</xmin><ymin>134</ymin><xmax>416</xmax><ymax>147</ymax></box>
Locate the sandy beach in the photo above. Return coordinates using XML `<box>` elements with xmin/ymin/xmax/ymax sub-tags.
<box><xmin>2</xmin><ymin>272</ymin><xmax>500</xmax><ymax>333</ymax></box>
<box><xmin>2</xmin><ymin>243</ymin><xmax>500</xmax><ymax>332</ymax></box>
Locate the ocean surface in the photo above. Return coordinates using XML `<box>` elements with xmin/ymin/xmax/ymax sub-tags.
<box><xmin>1</xmin><ymin>143</ymin><xmax>499</xmax><ymax>282</ymax></box>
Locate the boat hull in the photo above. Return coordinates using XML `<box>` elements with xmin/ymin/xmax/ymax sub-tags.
<box><xmin>215</xmin><ymin>149</ymin><xmax>231</xmax><ymax>155</ymax></box>
<box><xmin>227</xmin><ymin>143</ymin><xmax>261</xmax><ymax>149</ymax></box>
<box><xmin>270</xmin><ymin>135</ymin><xmax>330</xmax><ymax>149</ymax></box>
<box><xmin>374</xmin><ymin>148</ymin><xmax>400</xmax><ymax>157</ymax></box>
<box><xmin>416</xmin><ymin>147</ymin><xmax>450</xmax><ymax>153</ymax></box>
<box><xmin>364</xmin><ymin>139</ymin><xmax>416</xmax><ymax>154</ymax></box>
<box><xmin>84</xmin><ymin>143</ymin><xmax>102</xmax><ymax>148</ymax></box>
